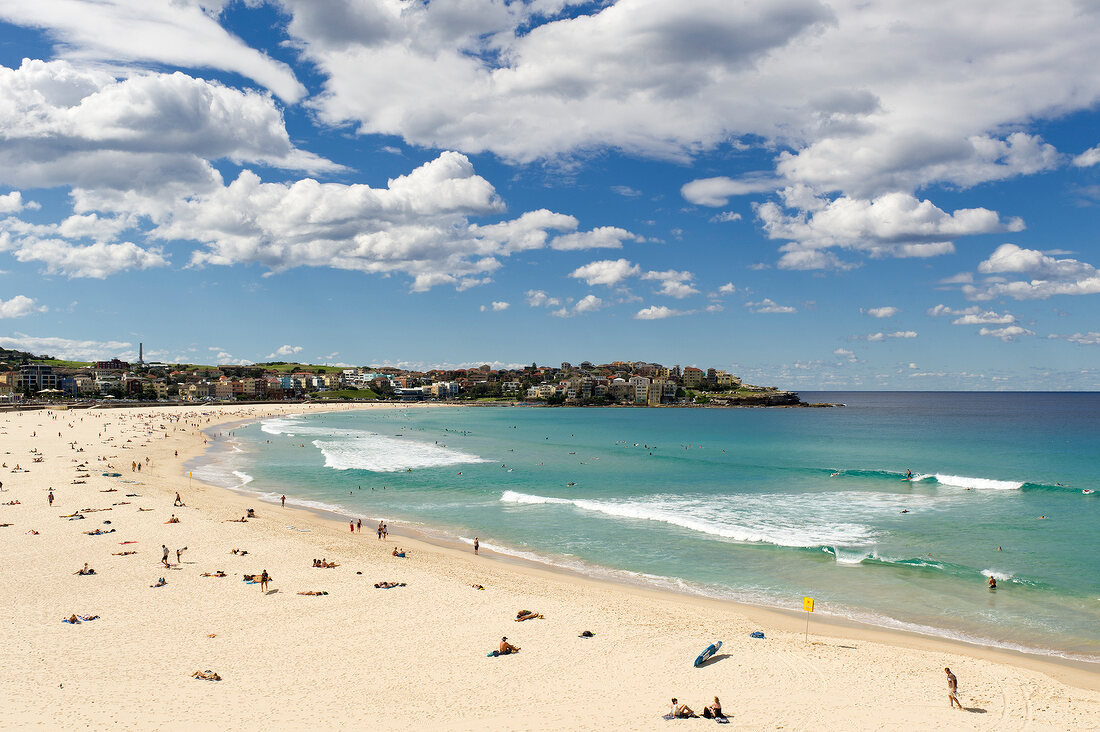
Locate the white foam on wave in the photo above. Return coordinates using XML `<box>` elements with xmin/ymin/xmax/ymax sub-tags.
<box><xmin>261</xmin><ymin>415</ymin><xmax>491</xmax><ymax>472</ymax></box>
<box><xmin>314</xmin><ymin>433</ymin><xmax>491</xmax><ymax>472</ymax></box>
<box><xmin>500</xmin><ymin>489</ymin><xmax>881</xmax><ymax>548</ymax></box>
<box><xmin>231</xmin><ymin>470</ymin><xmax>253</xmax><ymax>488</ymax></box>
<box><xmin>260</xmin><ymin>416</ymin><xmax>306</xmax><ymax>436</ymax></box>
<box><xmin>915</xmin><ymin>473</ymin><xmax>1024</xmax><ymax>490</ymax></box>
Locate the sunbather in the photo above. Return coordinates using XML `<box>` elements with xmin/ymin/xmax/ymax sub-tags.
<box><xmin>74</xmin><ymin>563</ymin><xmax>95</xmax><ymax>575</ymax></box>
<box><xmin>499</xmin><ymin>637</ymin><xmax>520</xmax><ymax>655</ymax></box>
<box><xmin>200</xmin><ymin>571</ymin><xmax>227</xmax><ymax>577</ymax></box>
<box><xmin>297</xmin><ymin>590</ymin><xmax>329</xmax><ymax>595</ymax></box>
<box><xmin>515</xmin><ymin>610</ymin><xmax>543</xmax><ymax>621</ymax></box>
<box><xmin>151</xmin><ymin>577</ymin><xmax>166</xmax><ymax>587</ymax></box>
<box><xmin>703</xmin><ymin>697</ymin><xmax>726</xmax><ymax>720</ymax></box>
<box><xmin>668</xmin><ymin>699</ymin><xmax>697</xmax><ymax>718</ymax></box>
<box><xmin>192</xmin><ymin>670</ymin><xmax>221</xmax><ymax>681</ymax></box>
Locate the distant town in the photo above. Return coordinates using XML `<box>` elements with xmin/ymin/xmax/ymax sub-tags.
<box><xmin>1</xmin><ymin>346</ymin><xmax>806</xmax><ymax>407</ymax></box>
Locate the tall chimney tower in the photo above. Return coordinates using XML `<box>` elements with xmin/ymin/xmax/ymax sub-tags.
<box><xmin>139</xmin><ymin>342</ymin><xmax>143</xmax><ymax>365</ymax></box>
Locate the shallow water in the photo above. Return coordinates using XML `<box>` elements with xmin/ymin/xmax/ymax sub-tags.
<box><xmin>194</xmin><ymin>392</ymin><xmax>1100</xmax><ymax>662</ymax></box>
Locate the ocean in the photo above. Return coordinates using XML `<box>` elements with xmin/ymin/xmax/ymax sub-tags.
<box><xmin>192</xmin><ymin>392</ymin><xmax>1100</xmax><ymax>663</ymax></box>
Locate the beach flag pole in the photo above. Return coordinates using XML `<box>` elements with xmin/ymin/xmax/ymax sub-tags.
<box><xmin>803</xmin><ymin>596</ymin><xmax>814</xmax><ymax>642</ymax></box>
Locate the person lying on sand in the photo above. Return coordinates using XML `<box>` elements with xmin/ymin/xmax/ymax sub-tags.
<box><xmin>112</xmin><ymin>551</ymin><xmax>137</xmax><ymax>556</ymax></box>
<box><xmin>373</xmin><ymin>581</ymin><xmax>406</xmax><ymax>588</ymax></box>
<box><xmin>231</xmin><ymin>549</ymin><xmax>249</xmax><ymax>555</ymax></box>
<box><xmin>515</xmin><ymin>610</ymin><xmax>543</xmax><ymax>621</ymax></box>
<box><xmin>498</xmin><ymin>637</ymin><xmax>520</xmax><ymax>655</ymax></box>
<box><xmin>226</xmin><ymin>517</ymin><xmax>247</xmax><ymax>523</ymax></box>
<box><xmin>297</xmin><ymin>590</ymin><xmax>329</xmax><ymax>595</ymax></box>
<box><xmin>74</xmin><ymin>563</ymin><xmax>95</xmax><ymax>575</ymax></box>
<box><xmin>200</xmin><ymin>571</ymin><xmax>227</xmax><ymax>577</ymax></box>
<box><xmin>192</xmin><ymin>670</ymin><xmax>221</xmax><ymax>681</ymax></box>
<box><xmin>151</xmin><ymin>577</ymin><xmax>167</xmax><ymax>587</ymax></box>
<box><xmin>470</xmin><ymin>584</ymin><xmax>485</xmax><ymax>590</ymax></box>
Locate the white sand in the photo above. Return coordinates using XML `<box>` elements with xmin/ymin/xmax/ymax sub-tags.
<box><xmin>0</xmin><ymin>403</ymin><xmax>1096</xmax><ymax>731</ymax></box>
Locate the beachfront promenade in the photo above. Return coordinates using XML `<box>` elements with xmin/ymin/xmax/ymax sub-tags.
<box><xmin>0</xmin><ymin>403</ymin><xmax>1096</xmax><ymax>730</ymax></box>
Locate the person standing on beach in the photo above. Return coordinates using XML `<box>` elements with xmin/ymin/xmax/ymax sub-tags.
<box><xmin>474</xmin><ymin>537</ymin><xmax>479</xmax><ymax>555</ymax></box>
<box><xmin>281</xmin><ymin>495</ymin><xmax>285</xmax><ymax>508</ymax></box>
<box><xmin>162</xmin><ymin>545</ymin><xmax>170</xmax><ymax>568</ymax></box>
<box><xmin>377</xmin><ymin>521</ymin><xmax>383</xmax><ymax>540</ymax></box>
<box><xmin>48</xmin><ymin>490</ymin><xmax>54</xmax><ymax>507</ymax></box>
<box><xmin>357</xmin><ymin>518</ymin><xmax>362</xmax><ymax>533</ymax></box>
<box><xmin>945</xmin><ymin>668</ymin><xmax>963</xmax><ymax>709</ymax></box>
<box><xmin>260</xmin><ymin>570</ymin><xmax>269</xmax><ymax>592</ymax></box>
<box><xmin>350</xmin><ymin>520</ymin><xmax>355</xmax><ymax>533</ymax></box>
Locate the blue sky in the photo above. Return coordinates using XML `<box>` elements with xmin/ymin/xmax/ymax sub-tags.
<box><xmin>1</xmin><ymin>0</ymin><xmax>1099</xmax><ymax>389</ymax></box>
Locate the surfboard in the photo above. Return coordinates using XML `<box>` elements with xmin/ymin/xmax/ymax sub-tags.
<box><xmin>694</xmin><ymin>640</ymin><xmax>722</xmax><ymax>667</ymax></box>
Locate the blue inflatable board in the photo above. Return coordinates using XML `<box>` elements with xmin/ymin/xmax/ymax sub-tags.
<box><xmin>694</xmin><ymin>640</ymin><xmax>722</xmax><ymax>667</ymax></box>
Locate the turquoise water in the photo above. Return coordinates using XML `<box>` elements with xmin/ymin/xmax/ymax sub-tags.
<box><xmin>195</xmin><ymin>393</ymin><xmax>1100</xmax><ymax>662</ymax></box>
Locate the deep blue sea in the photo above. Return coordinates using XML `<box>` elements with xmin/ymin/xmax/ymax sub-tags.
<box><xmin>194</xmin><ymin>393</ymin><xmax>1100</xmax><ymax>662</ymax></box>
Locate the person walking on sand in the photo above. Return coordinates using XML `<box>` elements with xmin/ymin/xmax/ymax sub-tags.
<box><xmin>377</xmin><ymin>521</ymin><xmax>383</xmax><ymax>540</ymax></box>
<box><xmin>945</xmin><ymin>667</ymin><xmax>963</xmax><ymax>709</ymax></box>
<box><xmin>162</xmin><ymin>545</ymin><xmax>170</xmax><ymax>568</ymax></box>
<box><xmin>281</xmin><ymin>495</ymin><xmax>285</xmax><ymax>508</ymax></box>
<box><xmin>474</xmin><ymin>537</ymin><xmax>479</xmax><ymax>555</ymax></box>
<box><xmin>48</xmin><ymin>490</ymin><xmax>54</xmax><ymax>507</ymax></box>
<box><xmin>350</xmin><ymin>520</ymin><xmax>355</xmax><ymax>533</ymax></box>
<box><xmin>260</xmin><ymin>569</ymin><xmax>269</xmax><ymax>593</ymax></box>
<box><xmin>357</xmin><ymin>518</ymin><xmax>361</xmax><ymax>533</ymax></box>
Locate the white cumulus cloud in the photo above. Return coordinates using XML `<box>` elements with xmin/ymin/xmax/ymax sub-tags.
<box><xmin>964</xmin><ymin>244</ymin><xmax>1100</xmax><ymax>300</ymax></box>
<box><xmin>979</xmin><ymin>325</ymin><xmax>1035</xmax><ymax>342</ymax></box>
<box><xmin>569</xmin><ymin>259</ymin><xmax>641</xmax><ymax>287</ymax></box>
<box><xmin>758</xmin><ymin>191</ymin><xmax>1022</xmax><ymax>270</ymax></box>
<box><xmin>745</xmin><ymin>298</ymin><xmax>796</xmax><ymax>314</ymax></box>
<box><xmin>0</xmin><ymin>333</ymin><xmax>133</xmax><ymax>361</ymax></box>
<box><xmin>863</xmin><ymin>306</ymin><xmax>898</xmax><ymax>318</ymax></box>
<box><xmin>865</xmin><ymin>331</ymin><xmax>917</xmax><ymax>341</ymax></box>
<box><xmin>0</xmin><ymin>0</ymin><xmax>306</xmax><ymax>102</ymax></box>
<box><xmin>552</xmin><ymin>294</ymin><xmax>603</xmax><ymax>318</ymax></box>
<box><xmin>0</xmin><ymin>295</ymin><xmax>47</xmax><ymax>318</ymax></box>
<box><xmin>641</xmin><ymin>269</ymin><xmax>699</xmax><ymax>299</ymax></box>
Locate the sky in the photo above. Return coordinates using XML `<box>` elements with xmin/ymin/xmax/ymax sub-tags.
<box><xmin>0</xmin><ymin>0</ymin><xmax>1099</xmax><ymax>390</ymax></box>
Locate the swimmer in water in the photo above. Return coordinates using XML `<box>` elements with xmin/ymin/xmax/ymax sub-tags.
<box><xmin>987</xmin><ymin>575</ymin><xmax>997</xmax><ymax>589</ymax></box>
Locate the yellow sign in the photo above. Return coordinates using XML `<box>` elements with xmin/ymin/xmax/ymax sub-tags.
<box><xmin>803</xmin><ymin>597</ymin><xmax>814</xmax><ymax>612</ymax></box>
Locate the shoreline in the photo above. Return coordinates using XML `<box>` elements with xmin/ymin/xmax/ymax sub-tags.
<box><xmin>199</xmin><ymin>406</ymin><xmax>1100</xmax><ymax>685</ymax></box>
<box><xmin>1</xmin><ymin>402</ymin><xmax>1096</xmax><ymax>730</ymax></box>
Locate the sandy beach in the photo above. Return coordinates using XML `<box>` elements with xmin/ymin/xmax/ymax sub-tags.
<box><xmin>0</xmin><ymin>403</ymin><xmax>1096</xmax><ymax>731</ymax></box>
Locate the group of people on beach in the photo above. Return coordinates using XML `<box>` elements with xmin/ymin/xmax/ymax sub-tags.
<box><xmin>666</xmin><ymin>696</ymin><xmax>726</xmax><ymax>721</ymax></box>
